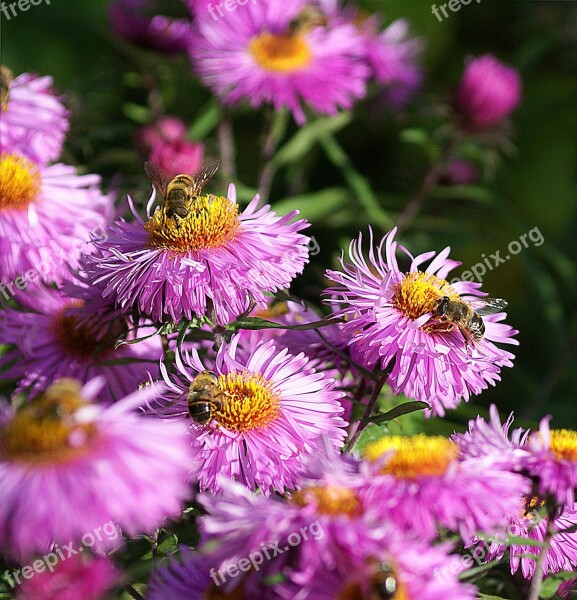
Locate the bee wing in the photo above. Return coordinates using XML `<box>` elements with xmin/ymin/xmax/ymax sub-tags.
<box><xmin>144</xmin><ymin>161</ymin><xmax>171</xmax><ymax>197</ymax></box>
<box><xmin>468</xmin><ymin>298</ymin><xmax>508</xmax><ymax>316</ymax></box>
<box><xmin>191</xmin><ymin>160</ymin><xmax>220</xmax><ymax>194</ymax></box>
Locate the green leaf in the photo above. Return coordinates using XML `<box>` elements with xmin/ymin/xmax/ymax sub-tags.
<box><xmin>352</xmin><ymin>423</ymin><xmax>390</xmax><ymax>456</ymax></box>
<box><xmin>370</xmin><ymin>401</ymin><xmax>429</xmax><ymax>425</ymax></box>
<box><xmin>230</xmin><ymin>316</ymin><xmax>341</xmax><ymax>332</ymax></box>
<box><xmin>271</xmin><ymin>113</ymin><xmax>352</xmax><ymax>168</ymax></box>
<box><xmin>188</xmin><ymin>99</ymin><xmax>222</xmax><ymax>140</ymax></box>
<box><xmin>272</xmin><ymin>187</ymin><xmax>350</xmax><ymax>221</ymax></box>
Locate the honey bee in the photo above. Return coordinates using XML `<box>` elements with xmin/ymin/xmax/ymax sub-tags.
<box><xmin>1</xmin><ymin>65</ymin><xmax>14</xmax><ymax>110</ymax></box>
<box><xmin>289</xmin><ymin>5</ymin><xmax>327</xmax><ymax>33</ymax></box>
<box><xmin>432</xmin><ymin>296</ymin><xmax>508</xmax><ymax>344</ymax></box>
<box><xmin>187</xmin><ymin>370</ymin><xmax>226</xmax><ymax>424</ymax></box>
<box><xmin>144</xmin><ymin>160</ymin><xmax>219</xmax><ymax>226</ymax></box>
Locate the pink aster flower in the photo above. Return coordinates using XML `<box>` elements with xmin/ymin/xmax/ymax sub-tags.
<box><xmin>0</xmin><ymin>283</ymin><xmax>162</xmax><ymax>404</ymax></box>
<box><xmin>14</xmin><ymin>555</ymin><xmax>120</xmax><ymax>600</ymax></box>
<box><xmin>0</xmin><ymin>69</ymin><xmax>69</xmax><ymax>164</ymax></box>
<box><xmin>188</xmin><ymin>0</ymin><xmax>370</xmax><ymax>124</ymax></box>
<box><xmin>148</xmin><ymin>138</ymin><xmax>204</xmax><ymax>179</ymax></box>
<box><xmin>152</xmin><ymin>335</ymin><xmax>346</xmax><ymax>495</ymax></box>
<box><xmin>0</xmin><ymin>151</ymin><xmax>113</xmax><ymax>286</ymax></box>
<box><xmin>276</xmin><ymin>539</ymin><xmax>475</xmax><ymax>600</ymax></box>
<box><xmin>196</xmin><ymin>453</ymin><xmax>475</xmax><ymax>600</ymax></box>
<box><xmin>455</xmin><ymin>54</ymin><xmax>522</xmax><ymax>130</ymax></box>
<box><xmin>525</xmin><ymin>418</ymin><xmax>577</xmax><ymax>507</ymax></box>
<box><xmin>324</xmin><ymin>227</ymin><xmax>518</xmax><ymax>416</ymax></box>
<box><xmin>452</xmin><ymin>404</ymin><xmax>530</xmax><ymax>469</ymax></box>
<box><xmin>81</xmin><ymin>183</ymin><xmax>310</xmax><ymax>326</ymax></box>
<box><xmin>362</xmin><ymin>17</ymin><xmax>423</xmax><ymax>108</ymax></box>
<box><xmin>455</xmin><ymin>407</ymin><xmax>577</xmax><ymax>508</ymax></box>
<box><xmin>0</xmin><ymin>378</ymin><xmax>195</xmax><ymax>561</ymax></box>
<box><xmin>484</xmin><ymin>501</ymin><xmax>577</xmax><ymax>579</ymax></box>
<box><xmin>134</xmin><ymin>116</ymin><xmax>188</xmax><ymax>153</ymax></box>
<box><xmin>108</xmin><ymin>0</ymin><xmax>192</xmax><ymax>54</ymax></box>
<box><xmin>363</xmin><ymin>434</ymin><xmax>531</xmax><ymax>542</ymax></box>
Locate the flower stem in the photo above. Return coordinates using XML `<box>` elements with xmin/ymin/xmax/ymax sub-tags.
<box><xmin>396</xmin><ymin>137</ymin><xmax>460</xmax><ymax>234</ymax></box>
<box><xmin>527</xmin><ymin>509</ymin><xmax>556</xmax><ymax>600</ymax></box>
<box><xmin>344</xmin><ymin>357</ymin><xmax>396</xmax><ymax>452</ymax></box>
<box><xmin>257</xmin><ymin>109</ymin><xmax>288</xmax><ymax>204</ymax></box>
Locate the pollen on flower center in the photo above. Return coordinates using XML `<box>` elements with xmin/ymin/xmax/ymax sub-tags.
<box><xmin>548</xmin><ymin>429</ymin><xmax>577</xmax><ymax>462</ymax></box>
<box><xmin>0</xmin><ymin>379</ymin><xmax>97</xmax><ymax>464</ymax></box>
<box><xmin>0</xmin><ymin>152</ymin><xmax>41</xmax><ymax>211</ymax></box>
<box><xmin>392</xmin><ymin>272</ymin><xmax>458</xmax><ymax>321</ymax></box>
<box><xmin>291</xmin><ymin>485</ymin><xmax>361</xmax><ymax>517</ymax></box>
<box><xmin>213</xmin><ymin>372</ymin><xmax>281</xmax><ymax>432</ymax></box>
<box><xmin>249</xmin><ymin>32</ymin><xmax>312</xmax><ymax>72</ymax></box>
<box><xmin>52</xmin><ymin>301</ymin><xmax>127</xmax><ymax>360</ymax></box>
<box><xmin>364</xmin><ymin>435</ymin><xmax>459</xmax><ymax>479</ymax></box>
<box><xmin>145</xmin><ymin>194</ymin><xmax>240</xmax><ymax>253</ymax></box>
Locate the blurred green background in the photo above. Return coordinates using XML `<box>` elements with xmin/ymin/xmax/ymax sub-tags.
<box><xmin>4</xmin><ymin>0</ymin><xmax>577</xmax><ymax>430</ymax></box>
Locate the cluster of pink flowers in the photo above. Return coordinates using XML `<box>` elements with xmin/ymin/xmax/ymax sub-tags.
<box><xmin>2</xmin><ymin>1</ymin><xmax>574</xmax><ymax>600</ymax></box>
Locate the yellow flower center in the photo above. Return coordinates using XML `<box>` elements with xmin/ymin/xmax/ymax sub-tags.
<box><xmin>548</xmin><ymin>429</ymin><xmax>577</xmax><ymax>462</ymax></box>
<box><xmin>52</xmin><ymin>301</ymin><xmax>127</xmax><ymax>361</ymax></box>
<box><xmin>291</xmin><ymin>485</ymin><xmax>361</xmax><ymax>517</ymax></box>
<box><xmin>364</xmin><ymin>435</ymin><xmax>459</xmax><ymax>479</ymax></box>
<box><xmin>145</xmin><ymin>194</ymin><xmax>240</xmax><ymax>253</ymax></box>
<box><xmin>249</xmin><ymin>32</ymin><xmax>312</xmax><ymax>72</ymax></box>
<box><xmin>392</xmin><ymin>271</ymin><xmax>459</xmax><ymax>321</ymax></box>
<box><xmin>0</xmin><ymin>379</ymin><xmax>97</xmax><ymax>464</ymax></box>
<box><xmin>212</xmin><ymin>372</ymin><xmax>281</xmax><ymax>432</ymax></box>
<box><xmin>522</xmin><ymin>496</ymin><xmax>546</xmax><ymax>522</ymax></box>
<box><xmin>0</xmin><ymin>152</ymin><xmax>41</xmax><ymax>211</ymax></box>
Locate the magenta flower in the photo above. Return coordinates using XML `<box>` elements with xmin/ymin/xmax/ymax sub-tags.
<box><xmin>455</xmin><ymin>407</ymin><xmax>577</xmax><ymax>508</ymax></box>
<box><xmin>194</xmin><ymin>451</ymin><xmax>475</xmax><ymax>600</ymax></box>
<box><xmin>148</xmin><ymin>138</ymin><xmax>204</xmax><ymax>179</ymax></box>
<box><xmin>441</xmin><ymin>158</ymin><xmax>479</xmax><ymax>185</ymax></box>
<box><xmin>152</xmin><ymin>335</ymin><xmax>346</xmax><ymax>495</ymax></box>
<box><xmin>484</xmin><ymin>501</ymin><xmax>577</xmax><ymax>579</ymax></box>
<box><xmin>0</xmin><ymin>283</ymin><xmax>162</xmax><ymax>404</ymax></box>
<box><xmin>188</xmin><ymin>0</ymin><xmax>370</xmax><ymax>124</ymax></box>
<box><xmin>452</xmin><ymin>404</ymin><xmax>530</xmax><ymax>469</ymax></box>
<box><xmin>0</xmin><ymin>69</ymin><xmax>69</xmax><ymax>164</ymax></box>
<box><xmin>134</xmin><ymin>116</ymin><xmax>188</xmax><ymax>153</ymax></box>
<box><xmin>108</xmin><ymin>0</ymin><xmax>192</xmax><ymax>54</ymax></box>
<box><xmin>363</xmin><ymin>434</ymin><xmax>530</xmax><ymax>541</ymax></box>
<box><xmin>0</xmin><ymin>151</ymin><xmax>113</xmax><ymax>286</ymax></box>
<box><xmin>81</xmin><ymin>184</ymin><xmax>310</xmax><ymax>326</ymax></box>
<box><xmin>0</xmin><ymin>378</ymin><xmax>195</xmax><ymax>561</ymax></box>
<box><xmin>14</xmin><ymin>555</ymin><xmax>119</xmax><ymax>600</ymax></box>
<box><xmin>455</xmin><ymin>54</ymin><xmax>522</xmax><ymax>130</ymax></box>
<box><xmin>324</xmin><ymin>228</ymin><xmax>518</xmax><ymax>416</ymax></box>
<box><xmin>363</xmin><ymin>18</ymin><xmax>423</xmax><ymax>108</ymax></box>
<box><xmin>276</xmin><ymin>539</ymin><xmax>475</xmax><ymax>600</ymax></box>
<box><xmin>525</xmin><ymin>419</ymin><xmax>577</xmax><ymax>507</ymax></box>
